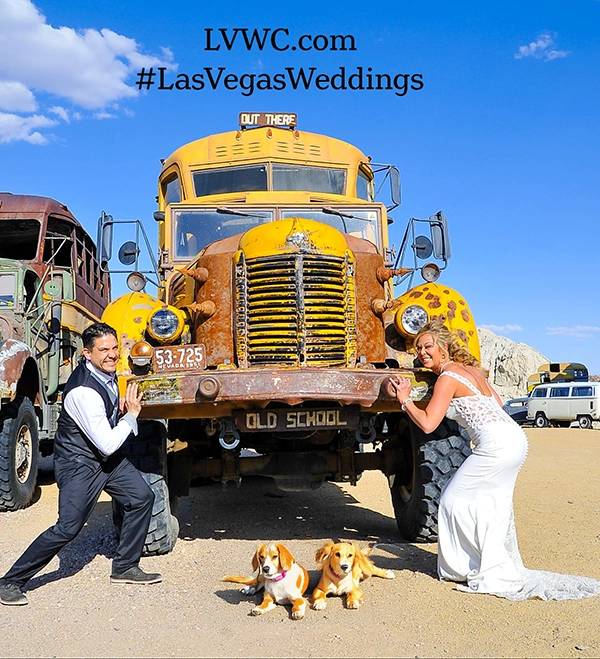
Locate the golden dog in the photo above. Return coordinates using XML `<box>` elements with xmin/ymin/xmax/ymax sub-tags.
<box><xmin>224</xmin><ymin>543</ymin><xmax>309</xmax><ymax>619</ymax></box>
<box><xmin>311</xmin><ymin>541</ymin><xmax>395</xmax><ymax>610</ymax></box>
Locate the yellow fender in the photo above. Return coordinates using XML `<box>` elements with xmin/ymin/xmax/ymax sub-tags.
<box><xmin>393</xmin><ymin>282</ymin><xmax>480</xmax><ymax>362</ymax></box>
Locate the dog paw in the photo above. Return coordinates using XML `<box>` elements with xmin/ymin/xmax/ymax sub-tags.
<box><xmin>241</xmin><ymin>586</ymin><xmax>257</xmax><ymax>595</ymax></box>
<box><xmin>291</xmin><ymin>610</ymin><xmax>305</xmax><ymax>620</ymax></box>
<box><xmin>311</xmin><ymin>600</ymin><xmax>327</xmax><ymax>610</ymax></box>
<box><xmin>346</xmin><ymin>600</ymin><xmax>361</xmax><ymax>609</ymax></box>
<box><xmin>384</xmin><ymin>570</ymin><xmax>396</xmax><ymax>579</ymax></box>
<box><xmin>250</xmin><ymin>607</ymin><xmax>263</xmax><ymax>616</ymax></box>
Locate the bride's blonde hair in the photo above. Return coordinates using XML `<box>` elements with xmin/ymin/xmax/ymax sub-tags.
<box><xmin>414</xmin><ymin>320</ymin><xmax>480</xmax><ymax>368</ymax></box>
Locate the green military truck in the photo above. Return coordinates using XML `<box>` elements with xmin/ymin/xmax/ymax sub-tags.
<box><xmin>0</xmin><ymin>193</ymin><xmax>110</xmax><ymax>510</ymax></box>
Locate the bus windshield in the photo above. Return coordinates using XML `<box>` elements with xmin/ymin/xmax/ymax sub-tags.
<box><xmin>173</xmin><ymin>208</ymin><xmax>273</xmax><ymax>259</ymax></box>
<box><xmin>0</xmin><ymin>219</ymin><xmax>41</xmax><ymax>260</ymax></box>
<box><xmin>281</xmin><ymin>208</ymin><xmax>380</xmax><ymax>246</ymax></box>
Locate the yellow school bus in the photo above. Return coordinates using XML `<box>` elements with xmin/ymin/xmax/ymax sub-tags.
<box><xmin>100</xmin><ymin>112</ymin><xmax>479</xmax><ymax>552</ymax></box>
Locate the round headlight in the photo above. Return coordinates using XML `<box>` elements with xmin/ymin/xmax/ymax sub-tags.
<box><xmin>400</xmin><ymin>305</ymin><xmax>428</xmax><ymax>335</ymax></box>
<box><xmin>421</xmin><ymin>263</ymin><xmax>441</xmax><ymax>283</ymax></box>
<box><xmin>147</xmin><ymin>309</ymin><xmax>182</xmax><ymax>342</ymax></box>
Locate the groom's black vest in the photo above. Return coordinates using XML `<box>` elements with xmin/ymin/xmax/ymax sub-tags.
<box><xmin>54</xmin><ymin>362</ymin><xmax>120</xmax><ymax>468</ymax></box>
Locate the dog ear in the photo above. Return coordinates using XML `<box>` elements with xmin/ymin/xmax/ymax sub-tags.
<box><xmin>353</xmin><ymin>544</ymin><xmax>373</xmax><ymax>576</ymax></box>
<box><xmin>315</xmin><ymin>541</ymin><xmax>334</xmax><ymax>565</ymax></box>
<box><xmin>252</xmin><ymin>545</ymin><xmax>265</xmax><ymax>573</ymax></box>
<box><xmin>277</xmin><ymin>544</ymin><xmax>294</xmax><ymax>571</ymax></box>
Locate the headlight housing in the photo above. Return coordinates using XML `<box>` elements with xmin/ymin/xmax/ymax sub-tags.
<box><xmin>395</xmin><ymin>305</ymin><xmax>428</xmax><ymax>336</ymax></box>
<box><xmin>147</xmin><ymin>308</ymin><xmax>184</xmax><ymax>343</ymax></box>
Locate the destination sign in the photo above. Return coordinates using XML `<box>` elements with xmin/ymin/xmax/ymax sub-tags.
<box><xmin>234</xmin><ymin>407</ymin><xmax>359</xmax><ymax>432</ymax></box>
<box><xmin>238</xmin><ymin>112</ymin><xmax>298</xmax><ymax>128</ymax></box>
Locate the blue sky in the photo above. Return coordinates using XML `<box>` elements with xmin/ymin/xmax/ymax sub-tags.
<box><xmin>1</xmin><ymin>0</ymin><xmax>599</xmax><ymax>373</ymax></box>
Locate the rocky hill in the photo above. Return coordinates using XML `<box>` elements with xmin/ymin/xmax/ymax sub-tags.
<box><xmin>477</xmin><ymin>328</ymin><xmax>548</xmax><ymax>402</ymax></box>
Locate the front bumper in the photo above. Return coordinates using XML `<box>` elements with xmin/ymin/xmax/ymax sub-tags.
<box><xmin>134</xmin><ymin>366</ymin><xmax>435</xmax><ymax>419</ymax></box>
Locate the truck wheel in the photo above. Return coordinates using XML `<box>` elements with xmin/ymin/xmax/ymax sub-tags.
<box><xmin>534</xmin><ymin>413</ymin><xmax>549</xmax><ymax>428</ymax></box>
<box><xmin>578</xmin><ymin>415</ymin><xmax>593</xmax><ymax>430</ymax></box>
<box><xmin>0</xmin><ymin>397</ymin><xmax>39</xmax><ymax>511</ymax></box>
<box><xmin>141</xmin><ymin>471</ymin><xmax>180</xmax><ymax>556</ymax></box>
<box><xmin>114</xmin><ymin>420</ymin><xmax>179</xmax><ymax>556</ymax></box>
<box><xmin>390</xmin><ymin>428</ymin><xmax>471</xmax><ymax>542</ymax></box>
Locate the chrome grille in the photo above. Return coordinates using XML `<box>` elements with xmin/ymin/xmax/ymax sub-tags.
<box><xmin>235</xmin><ymin>253</ymin><xmax>356</xmax><ymax>367</ymax></box>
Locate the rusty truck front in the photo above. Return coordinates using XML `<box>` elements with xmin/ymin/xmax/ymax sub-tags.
<box><xmin>101</xmin><ymin>113</ymin><xmax>479</xmax><ymax>545</ymax></box>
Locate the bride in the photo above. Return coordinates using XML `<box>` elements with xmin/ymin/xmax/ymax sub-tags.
<box><xmin>389</xmin><ymin>320</ymin><xmax>600</xmax><ymax>600</ymax></box>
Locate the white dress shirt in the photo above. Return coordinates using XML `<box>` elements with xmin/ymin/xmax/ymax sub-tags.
<box><xmin>63</xmin><ymin>361</ymin><xmax>138</xmax><ymax>457</ymax></box>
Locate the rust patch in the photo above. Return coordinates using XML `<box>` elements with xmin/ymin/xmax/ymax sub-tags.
<box><xmin>428</xmin><ymin>297</ymin><xmax>441</xmax><ymax>309</ymax></box>
<box><xmin>409</xmin><ymin>291</ymin><xmax>423</xmax><ymax>298</ymax></box>
<box><xmin>425</xmin><ymin>293</ymin><xmax>433</xmax><ymax>300</ymax></box>
<box><xmin>443</xmin><ymin>289</ymin><xmax>450</xmax><ymax>295</ymax></box>
<box><xmin>459</xmin><ymin>299</ymin><xmax>465</xmax><ymax>306</ymax></box>
<box><xmin>448</xmin><ymin>300</ymin><xmax>456</xmax><ymax>310</ymax></box>
<box><xmin>457</xmin><ymin>329</ymin><xmax>467</xmax><ymax>343</ymax></box>
<box><xmin>447</xmin><ymin>309</ymin><xmax>455</xmax><ymax>320</ymax></box>
<box><xmin>461</xmin><ymin>310</ymin><xmax>470</xmax><ymax>322</ymax></box>
<box><xmin>469</xmin><ymin>330</ymin><xmax>474</xmax><ymax>336</ymax></box>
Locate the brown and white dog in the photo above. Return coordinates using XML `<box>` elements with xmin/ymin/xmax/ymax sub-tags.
<box><xmin>223</xmin><ymin>543</ymin><xmax>309</xmax><ymax>619</ymax></box>
<box><xmin>311</xmin><ymin>541</ymin><xmax>395</xmax><ymax>610</ymax></box>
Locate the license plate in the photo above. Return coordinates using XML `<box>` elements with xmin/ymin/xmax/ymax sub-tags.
<box><xmin>153</xmin><ymin>345</ymin><xmax>206</xmax><ymax>372</ymax></box>
<box><xmin>234</xmin><ymin>407</ymin><xmax>360</xmax><ymax>432</ymax></box>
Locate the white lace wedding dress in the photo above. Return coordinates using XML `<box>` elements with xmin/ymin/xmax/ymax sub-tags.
<box><xmin>437</xmin><ymin>370</ymin><xmax>600</xmax><ymax>600</ymax></box>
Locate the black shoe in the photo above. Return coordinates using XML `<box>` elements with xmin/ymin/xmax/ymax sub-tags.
<box><xmin>0</xmin><ymin>580</ymin><xmax>28</xmax><ymax>606</ymax></box>
<box><xmin>110</xmin><ymin>566</ymin><xmax>162</xmax><ymax>585</ymax></box>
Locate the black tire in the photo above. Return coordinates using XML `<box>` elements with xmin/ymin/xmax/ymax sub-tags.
<box><xmin>390</xmin><ymin>426</ymin><xmax>471</xmax><ymax>542</ymax></box>
<box><xmin>534</xmin><ymin>413</ymin><xmax>549</xmax><ymax>428</ymax></box>
<box><xmin>140</xmin><ymin>470</ymin><xmax>180</xmax><ymax>556</ymax></box>
<box><xmin>578</xmin><ymin>415</ymin><xmax>593</xmax><ymax>430</ymax></box>
<box><xmin>114</xmin><ymin>420</ymin><xmax>179</xmax><ymax>556</ymax></box>
<box><xmin>0</xmin><ymin>397</ymin><xmax>39</xmax><ymax>512</ymax></box>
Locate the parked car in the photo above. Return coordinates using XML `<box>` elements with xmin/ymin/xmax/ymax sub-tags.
<box><xmin>527</xmin><ymin>382</ymin><xmax>599</xmax><ymax>429</ymax></box>
<box><xmin>502</xmin><ymin>397</ymin><xmax>530</xmax><ymax>425</ymax></box>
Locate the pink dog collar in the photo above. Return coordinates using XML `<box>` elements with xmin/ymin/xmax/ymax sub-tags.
<box><xmin>265</xmin><ymin>570</ymin><xmax>287</xmax><ymax>581</ymax></box>
<box><xmin>329</xmin><ymin>565</ymin><xmax>344</xmax><ymax>580</ymax></box>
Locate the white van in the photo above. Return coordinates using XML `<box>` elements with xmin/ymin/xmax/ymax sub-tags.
<box><xmin>527</xmin><ymin>382</ymin><xmax>599</xmax><ymax>429</ymax></box>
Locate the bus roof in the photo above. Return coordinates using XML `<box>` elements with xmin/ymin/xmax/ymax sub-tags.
<box><xmin>0</xmin><ymin>192</ymin><xmax>82</xmax><ymax>228</ymax></box>
<box><xmin>160</xmin><ymin>126</ymin><xmax>371</xmax><ymax>175</ymax></box>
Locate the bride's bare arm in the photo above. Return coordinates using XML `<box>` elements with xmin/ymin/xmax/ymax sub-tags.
<box><xmin>388</xmin><ymin>375</ymin><xmax>457</xmax><ymax>434</ymax></box>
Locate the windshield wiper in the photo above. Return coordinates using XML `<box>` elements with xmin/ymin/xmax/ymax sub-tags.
<box><xmin>321</xmin><ymin>206</ymin><xmax>368</xmax><ymax>221</ymax></box>
<box><xmin>216</xmin><ymin>206</ymin><xmax>269</xmax><ymax>219</ymax></box>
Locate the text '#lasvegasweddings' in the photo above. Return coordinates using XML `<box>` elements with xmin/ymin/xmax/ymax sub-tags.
<box><xmin>135</xmin><ymin>67</ymin><xmax>424</xmax><ymax>98</ymax></box>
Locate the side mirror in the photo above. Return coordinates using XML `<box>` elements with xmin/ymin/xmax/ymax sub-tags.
<box><xmin>389</xmin><ymin>166</ymin><xmax>401</xmax><ymax>207</ymax></box>
<box><xmin>414</xmin><ymin>235</ymin><xmax>433</xmax><ymax>260</ymax></box>
<box><xmin>97</xmin><ymin>211</ymin><xmax>113</xmax><ymax>264</ymax></box>
<box><xmin>430</xmin><ymin>212</ymin><xmax>452</xmax><ymax>261</ymax></box>
<box><xmin>153</xmin><ymin>211</ymin><xmax>165</xmax><ymax>222</ymax></box>
<box><xmin>118</xmin><ymin>241</ymin><xmax>140</xmax><ymax>266</ymax></box>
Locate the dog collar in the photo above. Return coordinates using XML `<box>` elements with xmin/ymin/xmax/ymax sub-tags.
<box><xmin>329</xmin><ymin>565</ymin><xmax>344</xmax><ymax>580</ymax></box>
<box><xmin>265</xmin><ymin>570</ymin><xmax>287</xmax><ymax>581</ymax></box>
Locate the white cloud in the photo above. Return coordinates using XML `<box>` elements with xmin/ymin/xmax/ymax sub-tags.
<box><xmin>546</xmin><ymin>326</ymin><xmax>600</xmax><ymax>339</ymax></box>
<box><xmin>48</xmin><ymin>105</ymin><xmax>69</xmax><ymax>122</ymax></box>
<box><xmin>0</xmin><ymin>111</ymin><xmax>57</xmax><ymax>144</ymax></box>
<box><xmin>515</xmin><ymin>32</ymin><xmax>570</xmax><ymax>61</ymax></box>
<box><xmin>480</xmin><ymin>324</ymin><xmax>523</xmax><ymax>333</ymax></box>
<box><xmin>0</xmin><ymin>0</ymin><xmax>175</xmax><ymax>144</ymax></box>
<box><xmin>0</xmin><ymin>81</ymin><xmax>37</xmax><ymax>112</ymax></box>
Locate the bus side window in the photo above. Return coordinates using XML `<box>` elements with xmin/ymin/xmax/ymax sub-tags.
<box><xmin>44</xmin><ymin>217</ymin><xmax>74</xmax><ymax>268</ymax></box>
<box><xmin>164</xmin><ymin>175</ymin><xmax>181</xmax><ymax>204</ymax></box>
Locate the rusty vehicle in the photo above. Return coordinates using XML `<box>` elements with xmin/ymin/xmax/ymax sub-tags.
<box><xmin>0</xmin><ymin>193</ymin><xmax>109</xmax><ymax>511</ymax></box>
<box><xmin>98</xmin><ymin>113</ymin><xmax>479</xmax><ymax>547</ymax></box>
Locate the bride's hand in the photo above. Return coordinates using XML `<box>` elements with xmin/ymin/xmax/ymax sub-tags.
<box><xmin>388</xmin><ymin>376</ymin><xmax>412</xmax><ymax>404</ymax></box>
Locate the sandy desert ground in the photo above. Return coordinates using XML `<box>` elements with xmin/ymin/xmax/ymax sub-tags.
<box><xmin>0</xmin><ymin>427</ymin><xmax>599</xmax><ymax>658</ymax></box>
